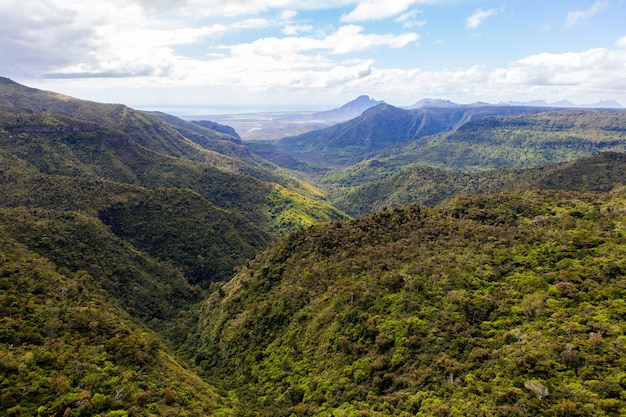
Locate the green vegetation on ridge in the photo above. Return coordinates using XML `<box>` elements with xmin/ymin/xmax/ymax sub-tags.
<box><xmin>195</xmin><ymin>189</ymin><xmax>626</xmax><ymax>416</ymax></box>
<box><xmin>329</xmin><ymin>152</ymin><xmax>626</xmax><ymax>217</ymax></box>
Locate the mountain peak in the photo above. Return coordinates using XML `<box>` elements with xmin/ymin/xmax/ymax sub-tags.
<box><xmin>312</xmin><ymin>95</ymin><xmax>384</xmax><ymax>121</ymax></box>
<box><xmin>341</xmin><ymin>95</ymin><xmax>383</xmax><ymax>109</ymax></box>
<box><xmin>406</xmin><ymin>98</ymin><xmax>458</xmax><ymax>109</ymax></box>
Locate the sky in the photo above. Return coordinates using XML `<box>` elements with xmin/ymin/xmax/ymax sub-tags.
<box><xmin>1</xmin><ymin>0</ymin><xmax>626</xmax><ymax>114</ymax></box>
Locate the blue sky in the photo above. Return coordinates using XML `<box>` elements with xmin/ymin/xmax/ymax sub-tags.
<box><xmin>1</xmin><ymin>0</ymin><xmax>625</xmax><ymax>113</ymax></box>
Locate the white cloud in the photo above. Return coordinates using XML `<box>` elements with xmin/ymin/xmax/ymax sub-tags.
<box><xmin>342</xmin><ymin>0</ymin><xmax>421</xmax><ymax>22</ymax></box>
<box><xmin>280</xmin><ymin>10</ymin><xmax>298</xmax><ymax>20</ymax></box>
<box><xmin>185</xmin><ymin>0</ymin><xmax>357</xmax><ymax>17</ymax></box>
<box><xmin>5</xmin><ymin>0</ymin><xmax>625</xmax><ymax>109</ymax></box>
<box><xmin>188</xmin><ymin>38</ymin><xmax>626</xmax><ymax>105</ymax></box>
<box><xmin>227</xmin><ymin>25</ymin><xmax>418</xmax><ymax>57</ymax></box>
<box><xmin>282</xmin><ymin>24</ymin><xmax>314</xmax><ymax>35</ymax></box>
<box><xmin>0</xmin><ymin>0</ymin><xmax>147</xmax><ymax>77</ymax></box>
<box><xmin>396</xmin><ymin>9</ymin><xmax>426</xmax><ymax>28</ymax></box>
<box><xmin>486</xmin><ymin>45</ymin><xmax>626</xmax><ymax>101</ymax></box>
<box><xmin>466</xmin><ymin>8</ymin><xmax>500</xmax><ymax>29</ymax></box>
<box><xmin>327</xmin><ymin>25</ymin><xmax>419</xmax><ymax>54</ymax></box>
<box><xmin>566</xmin><ymin>0</ymin><xmax>611</xmax><ymax>27</ymax></box>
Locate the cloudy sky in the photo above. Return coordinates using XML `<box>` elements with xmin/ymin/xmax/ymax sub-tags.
<box><xmin>2</xmin><ymin>0</ymin><xmax>626</xmax><ymax>113</ymax></box>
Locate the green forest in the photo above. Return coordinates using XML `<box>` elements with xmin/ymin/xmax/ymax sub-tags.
<box><xmin>196</xmin><ymin>190</ymin><xmax>626</xmax><ymax>416</ymax></box>
<box><xmin>2</xmin><ymin>77</ymin><xmax>626</xmax><ymax>416</ymax></box>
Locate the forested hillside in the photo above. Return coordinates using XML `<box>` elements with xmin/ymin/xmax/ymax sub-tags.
<box><xmin>3</xmin><ymin>78</ymin><xmax>626</xmax><ymax>417</ymax></box>
<box><xmin>0</xmin><ymin>79</ymin><xmax>346</xmax><ymax>416</ymax></box>
<box><xmin>195</xmin><ymin>190</ymin><xmax>626</xmax><ymax>416</ymax></box>
<box><xmin>0</xmin><ymin>220</ymin><xmax>233</xmax><ymax>416</ymax></box>
<box><xmin>329</xmin><ymin>152</ymin><xmax>626</xmax><ymax>216</ymax></box>
<box><xmin>286</xmin><ymin>106</ymin><xmax>626</xmax><ymax>215</ymax></box>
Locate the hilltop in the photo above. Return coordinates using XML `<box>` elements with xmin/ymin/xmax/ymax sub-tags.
<box><xmin>194</xmin><ymin>189</ymin><xmax>626</xmax><ymax>416</ymax></box>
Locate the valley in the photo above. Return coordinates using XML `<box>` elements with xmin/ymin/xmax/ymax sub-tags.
<box><xmin>2</xmin><ymin>77</ymin><xmax>626</xmax><ymax>416</ymax></box>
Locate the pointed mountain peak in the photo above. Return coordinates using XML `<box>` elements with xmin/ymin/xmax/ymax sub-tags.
<box><xmin>340</xmin><ymin>95</ymin><xmax>383</xmax><ymax>109</ymax></box>
<box><xmin>312</xmin><ymin>95</ymin><xmax>385</xmax><ymax>121</ymax></box>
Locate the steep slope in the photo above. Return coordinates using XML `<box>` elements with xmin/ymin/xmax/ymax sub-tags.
<box><xmin>0</xmin><ymin>223</ymin><xmax>232</xmax><ymax>416</ymax></box>
<box><xmin>0</xmin><ymin>207</ymin><xmax>201</xmax><ymax>322</ymax></box>
<box><xmin>0</xmin><ymin>82</ymin><xmax>348</xmax><ymax>236</ymax></box>
<box><xmin>275</xmin><ymin>104</ymin><xmax>552</xmax><ymax>168</ymax></box>
<box><xmin>195</xmin><ymin>190</ymin><xmax>626</xmax><ymax>416</ymax></box>
<box><xmin>0</xmin><ymin>110</ymin><xmax>275</xmax><ymax>285</ymax></box>
<box><xmin>330</xmin><ymin>152</ymin><xmax>626</xmax><ymax>216</ymax></box>
<box><xmin>0</xmin><ymin>77</ymin><xmax>239</xmax><ymax>163</ymax></box>
<box><xmin>0</xmin><ymin>78</ymin><xmax>339</xmax><ymax>204</ymax></box>
<box><xmin>375</xmin><ymin>109</ymin><xmax>626</xmax><ymax>172</ymax></box>
<box><xmin>99</xmin><ymin>188</ymin><xmax>271</xmax><ymax>286</ymax></box>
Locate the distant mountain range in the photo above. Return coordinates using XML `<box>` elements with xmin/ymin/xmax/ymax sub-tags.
<box><xmin>406</xmin><ymin>97</ymin><xmax>624</xmax><ymax>109</ymax></box>
<box><xmin>404</xmin><ymin>98</ymin><xmax>459</xmax><ymax>109</ymax></box>
<box><xmin>189</xmin><ymin>95</ymin><xmax>623</xmax><ymax>141</ymax></box>
<box><xmin>499</xmin><ymin>99</ymin><xmax>624</xmax><ymax>109</ymax></box>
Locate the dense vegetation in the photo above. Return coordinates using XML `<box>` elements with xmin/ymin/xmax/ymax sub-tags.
<box><xmin>284</xmin><ymin>107</ymin><xmax>626</xmax><ymax>216</ymax></box>
<box><xmin>329</xmin><ymin>152</ymin><xmax>626</xmax><ymax>217</ymax></box>
<box><xmin>3</xmin><ymin>77</ymin><xmax>626</xmax><ymax>416</ymax></box>
<box><xmin>0</xmin><ymin>219</ymin><xmax>233</xmax><ymax>416</ymax></box>
<box><xmin>396</xmin><ymin>109</ymin><xmax>626</xmax><ymax>172</ymax></box>
<box><xmin>195</xmin><ymin>189</ymin><xmax>626</xmax><ymax>416</ymax></box>
<box><xmin>0</xmin><ymin>78</ymin><xmax>347</xmax><ymax>416</ymax></box>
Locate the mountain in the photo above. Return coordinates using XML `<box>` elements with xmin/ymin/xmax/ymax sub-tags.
<box><xmin>276</xmin><ymin>104</ymin><xmax>553</xmax><ymax>168</ymax></box>
<box><xmin>310</xmin><ymin>95</ymin><xmax>384</xmax><ymax>121</ymax></box>
<box><xmin>5</xmin><ymin>76</ymin><xmax>626</xmax><ymax>416</ymax></box>
<box><xmin>0</xmin><ymin>78</ymin><xmax>347</xmax><ymax>234</ymax></box>
<box><xmin>330</xmin><ymin>152</ymin><xmax>626</xmax><ymax>217</ymax></box>
<box><xmin>0</xmin><ymin>77</ymin><xmax>280</xmax><ymax>174</ymax></box>
<box><xmin>501</xmin><ymin>99</ymin><xmax>624</xmax><ymax>109</ymax></box>
<box><xmin>405</xmin><ymin>98</ymin><xmax>458</xmax><ymax>109</ymax></box>
<box><xmin>312</xmin><ymin>107</ymin><xmax>626</xmax><ymax>193</ymax></box>
<box><xmin>190</xmin><ymin>95</ymin><xmax>384</xmax><ymax>141</ymax></box>
<box><xmin>386</xmin><ymin>108</ymin><xmax>626</xmax><ymax>172</ymax></box>
<box><xmin>194</xmin><ymin>189</ymin><xmax>626</xmax><ymax>416</ymax></box>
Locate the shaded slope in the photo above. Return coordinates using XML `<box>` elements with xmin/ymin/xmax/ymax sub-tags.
<box><xmin>0</xmin><ymin>107</ymin><xmax>347</xmax><ymax>235</ymax></box>
<box><xmin>0</xmin><ymin>77</ymin><xmax>337</xmax><ymax>208</ymax></box>
<box><xmin>373</xmin><ymin>109</ymin><xmax>626</xmax><ymax>172</ymax></box>
<box><xmin>99</xmin><ymin>188</ymin><xmax>271</xmax><ymax>286</ymax></box>
<box><xmin>0</xmin><ymin>77</ymin><xmax>233</xmax><ymax>162</ymax></box>
<box><xmin>0</xmin><ymin>224</ymin><xmax>232</xmax><ymax>416</ymax></box>
<box><xmin>195</xmin><ymin>190</ymin><xmax>626</xmax><ymax>416</ymax></box>
<box><xmin>0</xmin><ymin>207</ymin><xmax>200</xmax><ymax>323</ymax></box>
<box><xmin>276</xmin><ymin>104</ymin><xmax>552</xmax><ymax>168</ymax></box>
